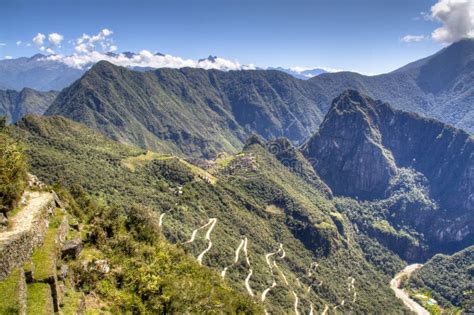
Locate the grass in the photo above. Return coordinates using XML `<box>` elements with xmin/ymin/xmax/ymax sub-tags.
<box><xmin>60</xmin><ymin>280</ymin><xmax>84</xmax><ymax>315</ymax></box>
<box><xmin>121</xmin><ymin>151</ymin><xmax>171</xmax><ymax>171</ymax></box>
<box><xmin>0</xmin><ymin>268</ymin><xmax>24</xmax><ymax>314</ymax></box>
<box><xmin>30</xmin><ymin>216</ymin><xmax>62</xmax><ymax>281</ymax></box>
<box><xmin>265</xmin><ymin>204</ymin><xmax>284</xmax><ymax>214</ymax></box>
<box><xmin>122</xmin><ymin>150</ymin><xmax>217</xmax><ymax>184</ymax></box>
<box><xmin>26</xmin><ymin>283</ymin><xmax>53</xmax><ymax>315</ymax></box>
<box><xmin>372</xmin><ymin>219</ymin><xmax>398</xmax><ymax>235</ymax></box>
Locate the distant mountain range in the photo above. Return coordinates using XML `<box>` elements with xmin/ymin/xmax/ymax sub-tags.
<box><xmin>266</xmin><ymin>67</ymin><xmax>328</xmax><ymax>79</ymax></box>
<box><xmin>45</xmin><ymin>62</ymin><xmax>326</xmax><ymax>157</ymax></box>
<box><xmin>0</xmin><ymin>53</ymin><xmax>328</xmax><ymax>92</ymax></box>
<box><xmin>0</xmin><ymin>88</ymin><xmax>58</xmax><ymax>124</ymax></box>
<box><xmin>1</xmin><ymin>39</ymin><xmax>474</xmax><ymax>135</ymax></box>
<box><xmin>0</xmin><ymin>54</ymin><xmax>84</xmax><ymax>91</ymax></box>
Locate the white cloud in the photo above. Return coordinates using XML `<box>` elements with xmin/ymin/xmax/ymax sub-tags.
<box><xmin>33</xmin><ymin>33</ymin><xmax>46</xmax><ymax>46</ymax></box>
<box><xmin>288</xmin><ymin>66</ymin><xmax>342</xmax><ymax>73</ymax></box>
<box><xmin>430</xmin><ymin>0</ymin><xmax>474</xmax><ymax>43</ymax></box>
<box><xmin>45</xmin><ymin>50</ymin><xmax>255</xmax><ymax>71</ymax></box>
<box><xmin>29</xmin><ymin>28</ymin><xmax>253</xmax><ymax>72</ymax></box>
<box><xmin>48</xmin><ymin>33</ymin><xmax>64</xmax><ymax>46</ymax></box>
<box><xmin>74</xmin><ymin>28</ymin><xmax>115</xmax><ymax>53</ymax></box>
<box><xmin>0</xmin><ymin>43</ymin><xmax>6</xmax><ymax>47</ymax></box>
<box><xmin>4</xmin><ymin>56</ymin><xmax>13</xmax><ymax>60</ymax></box>
<box><xmin>16</xmin><ymin>40</ymin><xmax>22</xmax><ymax>46</ymax></box>
<box><xmin>400</xmin><ymin>35</ymin><xmax>426</xmax><ymax>43</ymax></box>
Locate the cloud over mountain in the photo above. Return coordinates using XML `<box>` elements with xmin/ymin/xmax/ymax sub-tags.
<box><xmin>431</xmin><ymin>0</ymin><xmax>474</xmax><ymax>43</ymax></box>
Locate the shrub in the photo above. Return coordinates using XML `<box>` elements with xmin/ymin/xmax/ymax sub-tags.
<box><xmin>0</xmin><ymin>133</ymin><xmax>27</xmax><ymax>213</ymax></box>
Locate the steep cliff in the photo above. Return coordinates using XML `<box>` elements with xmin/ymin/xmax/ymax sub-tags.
<box><xmin>303</xmin><ymin>90</ymin><xmax>473</xmax><ymax>246</ymax></box>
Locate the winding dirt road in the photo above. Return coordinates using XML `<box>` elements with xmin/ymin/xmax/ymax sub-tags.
<box><xmin>390</xmin><ymin>264</ymin><xmax>429</xmax><ymax>315</ymax></box>
<box><xmin>221</xmin><ymin>238</ymin><xmax>245</xmax><ymax>279</ymax></box>
<box><xmin>196</xmin><ymin>218</ymin><xmax>217</xmax><ymax>264</ymax></box>
<box><xmin>158</xmin><ymin>213</ymin><xmax>165</xmax><ymax>228</ymax></box>
<box><xmin>242</xmin><ymin>237</ymin><xmax>255</xmax><ymax>297</ymax></box>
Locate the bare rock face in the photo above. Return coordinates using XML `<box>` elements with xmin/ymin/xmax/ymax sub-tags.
<box><xmin>61</xmin><ymin>238</ymin><xmax>83</xmax><ymax>260</ymax></box>
<box><xmin>303</xmin><ymin>90</ymin><xmax>473</xmax><ymax>246</ymax></box>
<box><xmin>302</xmin><ymin>90</ymin><xmax>398</xmax><ymax>199</ymax></box>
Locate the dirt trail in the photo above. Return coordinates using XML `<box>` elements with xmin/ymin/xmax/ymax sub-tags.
<box><xmin>196</xmin><ymin>218</ymin><xmax>217</xmax><ymax>264</ymax></box>
<box><xmin>321</xmin><ymin>304</ymin><xmax>329</xmax><ymax>315</ymax></box>
<box><xmin>184</xmin><ymin>218</ymin><xmax>214</xmax><ymax>244</ymax></box>
<box><xmin>390</xmin><ymin>264</ymin><xmax>429</xmax><ymax>315</ymax></box>
<box><xmin>158</xmin><ymin>213</ymin><xmax>165</xmax><ymax>228</ymax></box>
<box><xmin>333</xmin><ymin>299</ymin><xmax>345</xmax><ymax>311</ymax></box>
<box><xmin>348</xmin><ymin>276</ymin><xmax>357</xmax><ymax>303</ymax></box>
<box><xmin>242</xmin><ymin>237</ymin><xmax>255</xmax><ymax>297</ymax></box>
<box><xmin>261</xmin><ymin>243</ymin><xmax>284</xmax><ymax>302</ymax></box>
<box><xmin>221</xmin><ymin>238</ymin><xmax>245</xmax><ymax>279</ymax></box>
<box><xmin>0</xmin><ymin>191</ymin><xmax>53</xmax><ymax>244</ymax></box>
<box><xmin>291</xmin><ymin>290</ymin><xmax>300</xmax><ymax>315</ymax></box>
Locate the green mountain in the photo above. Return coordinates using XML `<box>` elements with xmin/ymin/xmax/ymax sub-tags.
<box><xmin>45</xmin><ymin>61</ymin><xmax>325</xmax><ymax>158</ymax></box>
<box><xmin>303</xmin><ymin>90</ymin><xmax>473</xmax><ymax>259</ymax></box>
<box><xmin>43</xmin><ymin>40</ymin><xmax>474</xmax><ymax>162</ymax></box>
<box><xmin>4</xmin><ymin>85</ymin><xmax>473</xmax><ymax>312</ymax></box>
<box><xmin>308</xmin><ymin>38</ymin><xmax>474</xmax><ymax>133</ymax></box>
<box><xmin>9</xmin><ymin>114</ymin><xmax>409</xmax><ymax>313</ymax></box>
<box><xmin>0</xmin><ymin>88</ymin><xmax>58</xmax><ymax>124</ymax></box>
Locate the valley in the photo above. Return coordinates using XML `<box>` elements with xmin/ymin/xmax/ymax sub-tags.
<box><xmin>0</xmin><ymin>24</ymin><xmax>473</xmax><ymax>314</ymax></box>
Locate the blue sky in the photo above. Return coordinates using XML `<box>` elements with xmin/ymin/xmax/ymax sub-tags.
<box><xmin>0</xmin><ymin>0</ymin><xmax>470</xmax><ymax>74</ymax></box>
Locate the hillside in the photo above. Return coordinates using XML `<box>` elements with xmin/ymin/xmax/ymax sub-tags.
<box><xmin>302</xmin><ymin>90</ymin><xmax>473</xmax><ymax>258</ymax></box>
<box><xmin>42</xmin><ymin>40</ymin><xmax>474</xmax><ymax>162</ymax></box>
<box><xmin>408</xmin><ymin>246</ymin><xmax>474</xmax><ymax>313</ymax></box>
<box><xmin>5</xmin><ymin>89</ymin><xmax>474</xmax><ymax>312</ymax></box>
<box><xmin>308</xmin><ymin>38</ymin><xmax>474</xmax><ymax>133</ymax></box>
<box><xmin>9</xmin><ymin>114</ymin><xmax>410</xmax><ymax>313</ymax></box>
<box><xmin>0</xmin><ymin>88</ymin><xmax>58</xmax><ymax>124</ymax></box>
<box><xmin>45</xmin><ymin>61</ymin><xmax>326</xmax><ymax>157</ymax></box>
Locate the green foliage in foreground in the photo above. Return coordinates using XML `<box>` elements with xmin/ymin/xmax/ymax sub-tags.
<box><xmin>26</xmin><ymin>283</ymin><xmax>54</xmax><ymax>315</ymax></box>
<box><xmin>57</xmin><ymin>188</ymin><xmax>261</xmax><ymax>313</ymax></box>
<box><xmin>0</xmin><ymin>268</ymin><xmax>23</xmax><ymax>314</ymax></box>
<box><xmin>0</xmin><ymin>123</ymin><xmax>27</xmax><ymax>212</ymax></box>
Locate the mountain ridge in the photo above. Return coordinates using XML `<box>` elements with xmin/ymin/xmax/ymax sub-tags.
<box><xmin>0</xmin><ymin>88</ymin><xmax>58</xmax><ymax>124</ymax></box>
<box><xmin>302</xmin><ymin>90</ymin><xmax>473</xmax><ymax>252</ymax></box>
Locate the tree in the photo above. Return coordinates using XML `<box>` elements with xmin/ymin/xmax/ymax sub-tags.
<box><xmin>0</xmin><ymin>133</ymin><xmax>27</xmax><ymax>213</ymax></box>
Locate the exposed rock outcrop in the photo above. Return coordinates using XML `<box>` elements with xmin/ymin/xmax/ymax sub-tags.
<box><xmin>302</xmin><ymin>90</ymin><xmax>398</xmax><ymax>199</ymax></box>
<box><xmin>303</xmin><ymin>90</ymin><xmax>473</xmax><ymax>245</ymax></box>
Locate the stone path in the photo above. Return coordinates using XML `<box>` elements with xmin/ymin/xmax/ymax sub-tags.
<box><xmin>0</xmin><ymin>191</ymin><xmax>53</xmax><ymax>245</ymax></box>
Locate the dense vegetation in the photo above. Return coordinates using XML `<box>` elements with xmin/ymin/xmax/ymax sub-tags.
<box><xmin>9</xmin><ymin>115</ymin><xmax>408</xmax><ymax>313</ymax></box>
<box><xmin>56</xmin><ymin>188</ymin><xmax>261</xmax><ymax>313</ymax></box>
<box><xmin>0</xmin><ymin>116</ymin><xmax>27</xmax><ymax>213</ymax></box>
<box><xmin>408</xmin><ymin>246</ymin><xmax>474</xmax><ymax>312</ymax></box>
<box><xmin>303</xmin><ymin>90</ymin><xmax>473</xmax><ymax>260</ymax></box>
<box><xmin>44</xmin><ymin>61</ymin><xmax>326</xmax><ymax>158</ymax></box>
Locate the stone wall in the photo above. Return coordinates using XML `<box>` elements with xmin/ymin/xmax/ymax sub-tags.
<box><xmin>0</xmin><ymin>193</ymin><xmax>55</xmax><ymax>280</ymax></box>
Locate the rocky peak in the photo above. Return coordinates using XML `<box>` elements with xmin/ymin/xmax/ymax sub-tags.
<box><xmin>303</xmin><ymin>90</ymin><xmax>473</xmax><ymax>242</ymax></box>
<box><xmin>302</xmin><ymin>90</ymin><xmax>397</xmax><ymax>199</ymax></box>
